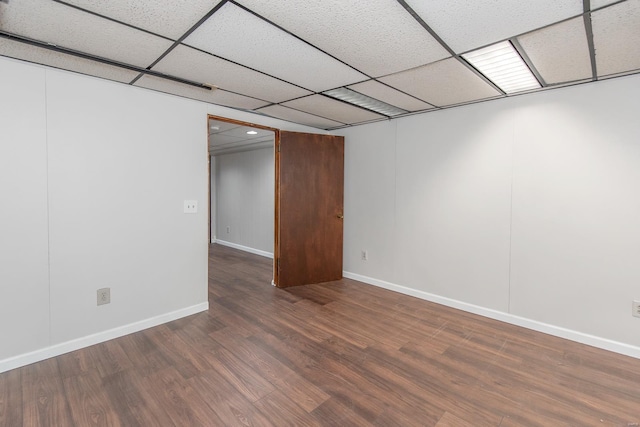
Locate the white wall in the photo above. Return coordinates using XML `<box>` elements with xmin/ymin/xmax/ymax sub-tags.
<box><xmin>0</xmin><ymin>59</ymin><xmax>50</xmax><ymax>361</ymax></box>
<box><xmin>0</xmin><ymin>55</ymin><xmax>320</xmax><ymax>372</ymax></box>
<box><xmin>214</xmin><ymin>146</ymin><xmax>275</xmax><ymax>256</ymax></box>
<box><xmin>339</xmin><ymin>74</ymin><xmax>640</xmax><ymax>356</ymax></box>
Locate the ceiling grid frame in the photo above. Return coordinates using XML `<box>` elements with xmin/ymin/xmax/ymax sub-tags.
<box><xmin>0</xmin><ymin>0</ymin><xmax>638</xmax><ymax>131</ymax></box>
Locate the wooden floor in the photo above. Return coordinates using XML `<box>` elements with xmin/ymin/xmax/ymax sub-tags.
<box><xmin>2</xmin><ymin>244</ymin><xmax>640</xmax><ymax>426</ymax></box>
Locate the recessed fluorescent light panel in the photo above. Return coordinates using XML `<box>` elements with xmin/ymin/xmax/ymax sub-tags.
<box><xmin>323</xmin><ymin>87</ymin><xmax>408</xmax><ymax>117</ymax></box>
<box><xmin>462</xmin><ymin>41</ymin><xmax>541</xmax><ymax>94</ymax></box>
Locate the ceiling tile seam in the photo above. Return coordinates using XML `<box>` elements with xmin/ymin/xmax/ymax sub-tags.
<box><xmin>583</xmin><ymin>0</ymin><xmax>599</xmax><ymax>81</ymax></box>
<box><xmin>590</xmin><ymin>0</ymin><xmax>628</xmax><ymax>12</ymax></box>
<box><xmin>52</xmin><ymin>0</ymin><xmax>174</xmax><ymax>42</ymax></box>
<box><xmin>0</xmin><ymin>30</ymin><xmax>212</xmax><ymax>90</ymax></box>
<box><xmin>129</xmin><ymin>0</ymin><xmax>230</xmax><ymax>85</ymax></box>
<box><xmin>510</xmin><ymin>38</ymin><xmax>547</xmax><ymax>88</ymax></box>
<box><xmin>227</xmin><ymin>0</ymin><xmax>373</xmax><ymax>80</ymax></box>
<box><xmin>263</xmin><ymin>104</ymin><xmax>349</xmax><ymax>126</ymax></box>
<box><xmin>372</xmin><ymin>79</ymin><xmax>438</xmax><ymax>108</ymax></box>
<box><xmin>215</xmin><ymin>88</ymin><xmax>273</xmax><ymax>104</ymax></box>
<box><xmin>394</xmin><ymin>0</ymin><xmax>506</xmax><ymax>96</ymax></box>
<box><xmin>178</xmin><ymin>43</ymin><xmax>314</xmax><ymax>93</ymax></box>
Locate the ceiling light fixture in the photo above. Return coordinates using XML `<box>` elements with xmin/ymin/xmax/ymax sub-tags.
<box><xmin>462</xmin><ymin>41</ymin><xmax>541</xmax><ymax>94</ymax></box>
<box><xmin>246</xmin><ymin>130</ymin><xmax>258</xmax><ymax>135</ymax></box>
<box><xmin>323</xmin><ymin>87</ymin><xmax>408</xmax><ymax>117</ymax></box>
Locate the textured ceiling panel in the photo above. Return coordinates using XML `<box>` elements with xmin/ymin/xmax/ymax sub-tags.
<box><xmin>380</xmin><ymin>58</ymin><xmax>501</xmax><ymax>107</ymax></box>
<box><xmin>134</xmin><ymin>75</ymin><xmax>270</xmax><ymax>110</ymax></box>
<box><xmin>63</xmin><ymin>0</ymin><xmax>221</xmax><ymax>40</ymax></box>
<box><xmin>517</xmin><ymin>17</ymin><xmax>592</xmax><ymax>84</ymax></box>
<box><xmin>152</xmin><ymin>45</ymin><xmax>310</xmax><ymax>103</ymax></box>
<box><xmin>282</xmin><ymin>95</ymin><xmax>385</xmax><ymax>124</ymax></box>
<box><xmin>405</xmin><ymin>0</ymin><xmax>583</xmax><ymax>53</ymax></box>
<box><xmin>0</xmin><ymin>0</ymin><xmax>173</xmax><ymax>68</ymax></box>
<box><xmin>348</xmin><ymin>80</ymin><xmax>435</xmax><ymax>112</ymax></box>
<box><xmin>592</xmin><ymin>0</ymin><xmax>640</xmax><ymax>77</ymax></box>
<box><xmin>234</xmin><ymin>0</ymin><xmax>449</xmax><ymax>77</ymax></box>
<box><xmin>183</xmin><ymin>2</ymin><xmax>366</xmax><ymax>92</ymax></box>
<box><xmin>257</xmin><ymin>105</ymin><xmax>344</xmax><ymax>129</ymax></box>
<box><xmin>0</xmin><ymin>39</ymin><xmax>139</xmax><ymax>83</ymax></box>
<box><xmin>591</xmin><ymin>0</ymin><xmax>620</xmax><ymax>9</ymax></box>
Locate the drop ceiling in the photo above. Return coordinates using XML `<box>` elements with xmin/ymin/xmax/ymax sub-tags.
<box><xmin>1</xmin><ymin>0</ymin><xmax>639</xmax><ymax>130</ymax></box>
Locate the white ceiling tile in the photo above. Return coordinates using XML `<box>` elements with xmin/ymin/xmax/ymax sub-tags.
<box><xmin>234</xmin><ymin>0</ymin><xmax>449</xmax><ymax>77</ymax></box>
<box><xmin>591</xmin><ymin>0</ymin><xmax>620</xmax><ymax>9</ymax></box>
<box><xmin>183</xmin><ymin>2</ymin><xmax>367</xmax><ymax>92</ymax></box>
<box><xmin>282</xmin><ymin>95</ymin><xmax>385</xmax><ymax>124</ymax></box>
<box><xmin>517</xmin><ymin>17</ymin><xmax>592</xmax><ymax>84</ymax></box>
<box><xmin>405</xmin><ymin>0</ymin><xmax>583</xmax><ymax>53</ymax></box>
<box><xmin>380</xmin><ymin>58</ymin><xmax>501</xmax><ymax>107</ymax></box>
<box><xmin>348</xmin><ymin>80</ymin><xmax>435</xmax><ymax>112</ymax></box>
<box><xmin>257</xmin><ymin>105</ymin><xmax>345</xmax><ymax>129</ymax></box>
<box><xmin>134</xmin><ymin>75</ymin><xmax>269</xmax><ymax>110</ymax></box>
<box><xmin>592</xmin><ymin>0</ymin><xmax>640</xmax><ymax>77</ymax></box>
<box><xmin>62</xmin><ymin>0</ymin><xmax>221</xmax><ymax>40</ymax></box>
<box><xmin>217</xmin><ymin>126</ymin><xmax>272</xmax><ymax>140</ymax></box>
<box><xmin>0</xmin><ymin>38</ymin><xmax>139</xmax><ymax>83</ymax></box>
<box><xmin>152</xmin><ymin>45</ymin><xmax>310</xmax><ymax>103</ymax></box>
<box><xmin>0</xmin><ymin>0</ymin><xmax>173</xmax><ymax>68</ymax></box>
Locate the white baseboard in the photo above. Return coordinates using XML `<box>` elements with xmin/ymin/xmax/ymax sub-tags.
<box><xmin>215</xmin><ymin>239</ymin><xmax>273</xmax><ymax>259</ymax></box>
<box><xmin>343</xmin><ymin>271</ymin><xmax>640</xmax><ymax>360</ymax></box>
<box><xmin>0</xmin><ymin>302</ymin><xmax>209</xmax><ymax>374</ymax></box>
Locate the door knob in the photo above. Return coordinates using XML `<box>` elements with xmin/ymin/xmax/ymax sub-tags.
<box><xmin>337</xmin><ymin>213</ymin><xmax>344</xmax><ymax>219</ymax></box>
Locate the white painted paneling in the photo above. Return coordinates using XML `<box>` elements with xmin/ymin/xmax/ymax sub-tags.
<box><xmin>393</xmin><ymin>105</ymin><xmax>513</xmax><ymax>311</ymax></box>
<box><xmin>46</xmin><ymin>69</ymin><xmax>209</xmax><ymax>344</ymax></box>
<box><xmin>509</xmin><ymin>76</ymin><xmax>640</xmax><ymax>345</ymax></box>
<box><xmin>340</xmin><ymin>121</ymin><xmax>398</xmax><ymax>283</ymax></box>
<box><xmin>0</xmin><ymin>55</ymin><xmax>323</xmax><ymax>371</ymax></box>
<box><xmin>340</xmin><ymin>73</ymin><xmax>640</xmax><ymax>352</ymax></box>
<box><xmin>215</xmin><ymin>146</ymin><xmax>274</xmax><ymax>255</ymax></box>
<box><xmin>0</xmin><ymin>59</ymin><xmax>50</xmax><ymax>360</ymax></box>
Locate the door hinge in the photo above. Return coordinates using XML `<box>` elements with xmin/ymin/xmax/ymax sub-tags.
<box><xmin>277</xmin><ymin>143</ymin><xmax>281</xmax><ymax>152</ymax></box>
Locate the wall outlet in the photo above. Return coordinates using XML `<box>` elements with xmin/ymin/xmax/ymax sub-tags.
<box><xmin>633</xmin><ymin>300</ymin><xmax>640</xmax><ymax>318</ymax></box>
<box><xmin>183</xmin><ymin>200</ymin><xmax>198</xmax><ymax>214</ymax></box>
<box><xmin>226</xmin><ymin>226</ymin><xmax>230</xmax><ymax>234</ymax></box>
<box><xmin>97</xmin><ymin>288</ymin><xmax>110</xmax><ymax>306</ymax></box>
<box><xmin>361</xmin><ymin>250</ymin><xmax>368</xmax><ymax>261</ymax></box>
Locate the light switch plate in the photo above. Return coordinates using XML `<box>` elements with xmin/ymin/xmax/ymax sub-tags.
<box><xmin>184</xmin><ymin>200</ymin><xmax>198</xmax><ymax>214</ymax></box>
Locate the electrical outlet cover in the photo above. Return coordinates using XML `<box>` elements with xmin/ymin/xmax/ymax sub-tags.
<box><xmin>97</xmin><ymin>288</ymin><xmax>111</xmax><ymax>306</ymax></box>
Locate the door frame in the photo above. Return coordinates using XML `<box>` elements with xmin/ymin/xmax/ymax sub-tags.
<box><xmin>206</xmin><ymin>115</ymin><xmax>279</xmax><ymax>283</ymax></box>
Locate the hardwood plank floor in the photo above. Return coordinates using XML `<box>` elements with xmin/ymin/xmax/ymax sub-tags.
<box><xmin>2</xmin><ymin>243</ymin><xmax>640</xmax><ymax>426</ymax></box>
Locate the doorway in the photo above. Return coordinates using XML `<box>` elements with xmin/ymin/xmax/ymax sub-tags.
<box><xmin>206</xmin><ymin>115</ymin><xmax>345</xmax><ymax>288</ymax></box>
<box><xmin>207</xmin><ymin>115</ymin><xmax>277</xmax><ymax>274</ymax></box>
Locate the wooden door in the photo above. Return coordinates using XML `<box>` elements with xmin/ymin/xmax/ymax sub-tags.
<box><xmin>275</xmin><ymin>131</ymin><xmax>344</xmax><ymax>287</ymax></box>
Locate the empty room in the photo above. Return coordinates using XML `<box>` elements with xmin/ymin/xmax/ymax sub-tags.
<box><xmin>1</xmin><ymin>0</ymin><xmax>639</xmax><ymax>425</ymax></box>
